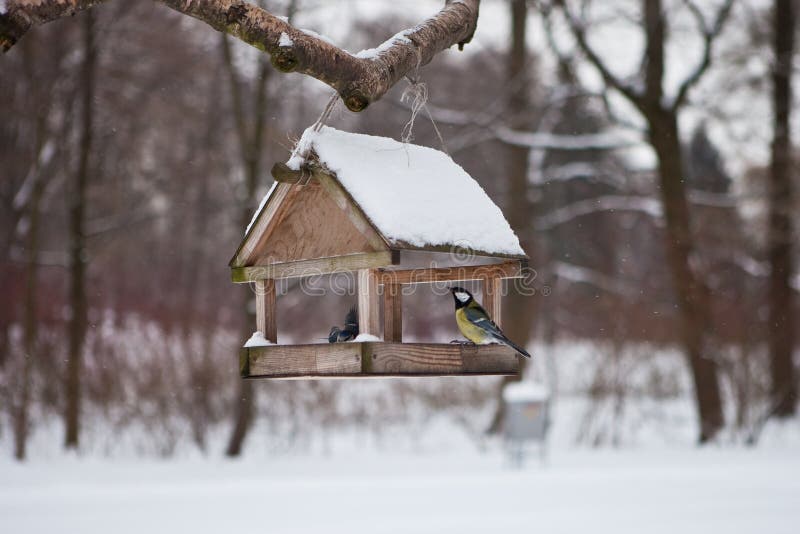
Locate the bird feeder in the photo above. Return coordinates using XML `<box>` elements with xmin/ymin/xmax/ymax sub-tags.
<box><xmin>230</xmin><ymin>126</ymin><xmax>529</xmax><ymax>379</ymax></box>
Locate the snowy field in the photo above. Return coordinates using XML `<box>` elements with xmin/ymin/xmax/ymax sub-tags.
<box><xmin>2</xmin><ymin>343</ymin><xmax>797</xmax><ymax>534</ymax></box>
<box><xmin>2</xmin><ymin>437</ymin><xmax>799</xmax><ymax>534</ymax></box>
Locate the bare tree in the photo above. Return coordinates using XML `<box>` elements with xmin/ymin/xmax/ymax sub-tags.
<box><xmin>220</xmin><ymin>11</ymin><xmax>274</xmax><ymax>456</ymax></box>
<box><xmin>1</xmin><ymin>0</ymin><xmax>479</xmax><ymax>112</ymax></box>
<box><xmin>487</xmin><ymin>0</ymin><xmax>534</xmax><ymax>435</ymax></box>
<box><xmin>553</xmin><ymin>0</ymin><xmax>733</xmax><ymax>441</ymax></box>
<box><xmin>64</xmin><ymin>10</ymin><xmax>95</xmax><ymax>449</ymax></box>
<box><xmin>767</xmin><ymin>0</ymin><xmax>796</xmax><ymax>417</ymax></box>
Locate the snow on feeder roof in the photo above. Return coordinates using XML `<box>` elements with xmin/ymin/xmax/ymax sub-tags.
<box><xmin>280</xmin><ymin>126</ymin><xmax>524</xmax><ymax>256</ymax></box>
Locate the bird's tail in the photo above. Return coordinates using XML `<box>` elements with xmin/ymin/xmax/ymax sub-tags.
<box><xmin>344</xmin><ymin>306</ymin><xmax>359</xmax><ymax>333</ymax></box>
<box><xmin>497</xmin><ymin>335</ymin><xmax>531</xmax><ymax>358</ymax></box>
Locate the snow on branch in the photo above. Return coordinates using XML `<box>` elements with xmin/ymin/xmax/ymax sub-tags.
<box><xmin>536</xmin><ymin>195</ymin><xmax>663</xmax><ymax>230</ymax></box>
<box><xmin>494</xmin><ymin>126</ymin><xmax>639</xmax><ymax>151</ymax></box>
<box><xmin>0</xmin><ymin>0</ymin><xmax>480</xmax><ymax>112</ymax></box>
<box><xmin>552</xmin><ymin>261</ymin><xmax>637</xmax><ymax>297</ymax></box>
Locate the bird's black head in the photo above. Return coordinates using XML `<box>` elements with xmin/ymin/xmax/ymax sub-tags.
<box><xmin>451</xmin><ymin>287</ymin><xmax>473</xmax><ymax>309</ymax></box>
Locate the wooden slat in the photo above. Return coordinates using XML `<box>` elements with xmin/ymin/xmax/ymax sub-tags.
<box><xmin>379</xmin><ymin>261</ymin><xmax>522</xmax><ymax>285</ymax></box>
<box><xmin>383</xmin><ymin>283</ymin><xmax>403</xmax><ymax>342</ymax></box>
<box><xmin>358</xmin><ymin>268</ymin><xmax>380</xmax><ymax>336</ymax></box>
<box><xmin>231</xmin><ymin>251</ymin><xmax>395</xmax><ymax>282</ymax></box>
<box><xmin>458</xmin><ymin>343</ymin><xmax>519</xmax><ymax>373</ymax></box>
<box><xmin>240</xmin><ymin>342</ymin><xmax>520</xmax><ymax>379</ymax></box>
<box><xmin>315</xmin><ymin>171</ymin><xmax>389</xmax><ymax>251</ymax></box>
<box><xmin>482</xmin><ymin>276</ymin><xmax>503</xmax><ymax>328</ymax></box>
<box><xmin>365</xmin><ymin>343</ymin><xmax>518</xmax><ymax>375</ymax></box>
<box><xmin>255</xmin><ymin>279</ymin><xmax>277</xmax><ymax>342</ymax></box>
<box><xmin>244</xmin><ymin>343</ymin><xmax>362</xmax><ymax>378</ymax></box>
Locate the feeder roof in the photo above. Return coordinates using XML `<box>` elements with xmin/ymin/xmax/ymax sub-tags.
<box><xmin>249</xmin><ymin>126</ymin><xmax>524</xmax><ymax>257</ymax></box>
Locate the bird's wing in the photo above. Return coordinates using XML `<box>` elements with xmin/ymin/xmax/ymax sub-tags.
<box><xmin>463</xmin><ymin>305</ymin><xmax>505</xmax><ymax>339</ymax></box>
<box><xmin>328</xmin><ymin>327</ymin><xmax>341</xmax><ymax>343</ymax></box>
<box><xmin>464</xmin><ymin>305</ymin><xmax>531</xmax><ymax>357</ymax></box>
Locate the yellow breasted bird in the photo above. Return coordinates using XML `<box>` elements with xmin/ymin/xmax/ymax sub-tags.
<box><xmin>451</xmin><ymin>287</ymin><xmax>531</xmax><ymax>358</ymax></box>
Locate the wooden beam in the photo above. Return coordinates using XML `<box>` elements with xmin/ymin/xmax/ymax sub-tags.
<box><xmin>255</xmin><ymin>279</ymin><xmax>277</xmax><ymax>342</ymax></box>
<box><xmin>270</xmin><ymin>162</ymin><xmax>308</xmax><ymax>184</ymax></box>
<box><xmin>240</xmin><ymin>342</ymin><xmax>520</xmax><ymax>379</ymax></box>
<box><xmin>482</xmin><ymin>276</ymin><xmax>503</xmax><ymax>328</ymax></box>
<box><xmin>230</xmin><ymin>182</ymin><xmax>293</xmax><ymax>267</ymax></box>
<box><xmin>378</xmin><ymin>261</ymin><xmax>523</xmax><ymax>286</ymax></box>
<box><xmin>231</xmin><ymin>251</ymin><xmax>395</xmax><ymax>282</ymax></box>
<box><xmin>383</xmin><ymin>283</ymin><xmax>403</xmax><ymax>342</ymax></box>
<box><xmin>357</xmin><ymin>268</ymin><xmax>380</xmax><ymax>337</ymax></box>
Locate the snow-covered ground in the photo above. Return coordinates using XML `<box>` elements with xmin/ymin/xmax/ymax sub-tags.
<box><xmin>3</xmin><ymin>428</ymin><xmax>799</xmax><ymax>534</ymax></box>
<box><xmin>2</xmin><ymin>339</ymin><xmax>797</xmax><ymax>533</ymax></box>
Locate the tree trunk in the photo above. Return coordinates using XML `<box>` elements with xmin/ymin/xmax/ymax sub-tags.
<box><xmin>223</xmin><ymin>30</ymin><xmax>272</xmax><ymax>457</ymax></box>
<box><xmin>487</xmin><ymin>0</ymin><xmax>533</xmax><ymax>435</ymax></box>
<box><xmin>64</xmin><ymin>11</ymin><xmax>95</xmax><ymax>450</ymax></box>
<box><xmin>767</xmin><ymin>0</ymin><xmax>797</xmax><ymax>418</ymax></box>
<box><xmin>648</xmin><ymin>110</ymin><xmax>724</xmax><ymax>442</ymax></box>
<box><xmin>13</xmin><ymin>161</ymin><xmax>46</xmax><ymax>461</ymax></box>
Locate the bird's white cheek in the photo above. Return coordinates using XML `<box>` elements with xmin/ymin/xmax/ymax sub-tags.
<box><xmin>455</xmin><ymin>292</ymin><xmax>470</xmax><ymax>302</ymax></box>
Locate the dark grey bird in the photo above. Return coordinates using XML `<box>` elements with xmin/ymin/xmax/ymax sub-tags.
<box><xmin>328</xmin><ymin>306</ymin><xmax>359</xmax><ymax>343</ymax></box>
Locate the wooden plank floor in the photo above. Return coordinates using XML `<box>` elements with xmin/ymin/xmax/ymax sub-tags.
<box><xmin>240</xmin><ymin>342</ymin><xmax>521</xmax><ymax>379</ymax></box>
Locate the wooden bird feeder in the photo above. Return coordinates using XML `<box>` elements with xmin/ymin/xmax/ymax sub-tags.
<box><xmin>230</xmin><ymin>127</ymin><xmax>529</xmax><ymax>379</ymax></box>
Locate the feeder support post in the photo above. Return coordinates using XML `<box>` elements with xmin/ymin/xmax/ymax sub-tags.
<box><xmin>483</xmin><ymin>276</ymin><xmax>503</xmax><ymax>329</ymax></box>
<box><xmin>383</xmin><ymin>283</ymin><xmax>403</xmax><ymax>342</ymax></box>
<box><xmin>255</xmin><ymin>279</ymin><xmax>277</xmax><ymax>343</ymax></box>
<box><xmin>357</xmin><ymin>268</ymin><xmax>380</xmax><ymax>337</ymax></box>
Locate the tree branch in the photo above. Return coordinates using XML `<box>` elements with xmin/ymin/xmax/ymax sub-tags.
<box><xmin>671</xmin><ymin>0</ymin><xmax>734</xmax><ymax>111</ymax></box>
<box><xmin>643</xmin><ymin>0</ymin><xmax>665</xmax><ymax>107</ymax></box>
<box><xmin>553</xmin><ymin>0</ymin><xmax>644</xmax><ymax>108</ymax></box>
<box><xmin>1</xmin><ymin>0</ymin><xmax>480</xmax><ymax>112</ymax></box>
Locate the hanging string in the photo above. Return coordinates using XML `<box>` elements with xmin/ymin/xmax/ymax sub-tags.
<box><xmin>313</xmin><ymin>91</ymin><xmax>339</xmax><ymax>132</ymax></box>
<box><xmin>285</xmin><ymin>91</ymin><xmax>339</xmax><ymax>184</ymax></box>
<box><xmin>400</xmin><ymin>45</ymin><xmax>448</xmax><ymax>153</ymax></box>
<box><xmin>423</xmin><ymin>93</ymin><xmax>448</xmax><ymax>155</ymax></box>
<box><xmin>400</xmin><ymin>79</ymin><xmax>426</xmax><ymax>144</ymax></box>
<box><xmin>401</xmin><ymin>77</ymin><xmax>449</xmax><ymax>155</ymax></box>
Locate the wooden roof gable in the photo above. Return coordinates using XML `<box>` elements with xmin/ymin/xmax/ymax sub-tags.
<box><xmin>229</xmin><ymin>165</ymin><xmax>397</xmax><ymax>281</ymax></box>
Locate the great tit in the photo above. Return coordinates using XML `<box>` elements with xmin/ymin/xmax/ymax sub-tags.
<box><xmin>328</xmin><ymin>306</ymin><xmax>359</xmax><ymax>343</ymax></box>
<box><xmin>451</xmin><ymin>287</ymin><xmax>531</xmax><ymax>358</ymax></box>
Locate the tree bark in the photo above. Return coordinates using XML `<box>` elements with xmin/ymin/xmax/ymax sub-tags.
<box><xmin>767</xmin><ymin>0</ymin><xmax>797</xmax><ymax>418</ymax></box>
<box><xmin>64</xmin><ymin>10</ymin><xmax>95</xmax><ymax>450</ymax></box>
<box><xmin>1</xmin><ymin>0</ymin><xmax>480</xmax><ymax>112</ymax></box>
<box><xmin>647</xmin><ymin>110</ymin><xmax>724</xmax><ymax>441</ymax></box>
